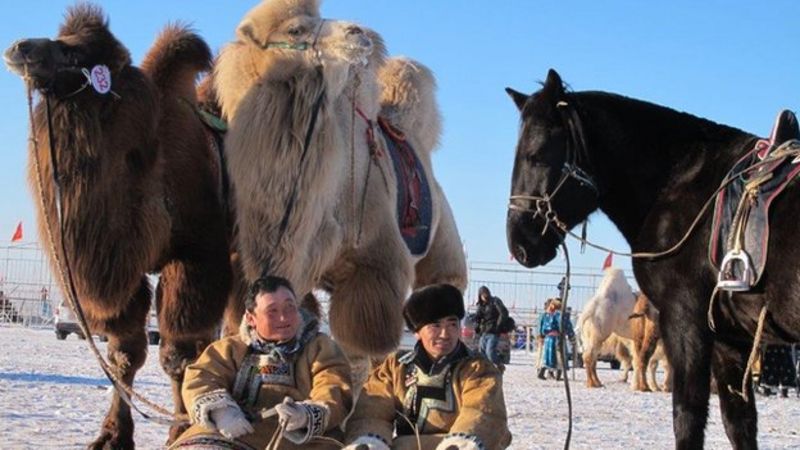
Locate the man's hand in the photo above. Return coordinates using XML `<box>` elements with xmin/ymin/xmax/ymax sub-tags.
<box><xmin>210</xmin><ymin>405</ymin><xmax>254</xmax><ymax>440</ymax></box>
<box><xmin>274</xmin><ymin>396</ymin><xmax>308</xmax><ymax>431</ymax></box>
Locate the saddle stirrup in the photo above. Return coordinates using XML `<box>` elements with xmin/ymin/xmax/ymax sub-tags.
<box><xmin>717</xmin><ymin>249</ymin><xmax>755</xmax><ymax>291</ymax></box>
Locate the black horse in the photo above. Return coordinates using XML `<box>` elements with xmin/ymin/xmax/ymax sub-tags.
<box><xmin>506</xmin><ymin>69</ymin><xmax>799</xmax><ymax>449</ymax></box>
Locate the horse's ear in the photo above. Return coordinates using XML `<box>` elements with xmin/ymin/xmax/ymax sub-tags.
<box><xmin>540</xmin><ymin>68</ymin><xmax>565</xmax><ymax>104</ymax></box>
<box><xmin>505</xmin><ymin>87</ymin><xmax>528</xmax><ymax>111</ymax></box>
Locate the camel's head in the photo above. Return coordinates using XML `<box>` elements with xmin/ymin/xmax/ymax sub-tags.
<box><xmin>236</xmin><ymin>0</ymin><xmax>375</xmax><ymax>70</ymax></box>
<box><xmin>4</xmin><ymin>3</ymin><xmax>130</xmax><ymax>98</ymax></box>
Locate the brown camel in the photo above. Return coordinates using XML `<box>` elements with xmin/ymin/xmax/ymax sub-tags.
<box><xmin>4</xmin><ymin>4</ymin><xmax>234</xmax><ymax>448</ymax></box>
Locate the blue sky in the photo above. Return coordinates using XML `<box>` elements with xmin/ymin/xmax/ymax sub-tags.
<box><xmin>1</xmin><ymin>0</ymin><xmax>798</xmax><ymax>276</ymax></box>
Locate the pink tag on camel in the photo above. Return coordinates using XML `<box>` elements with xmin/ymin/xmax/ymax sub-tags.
<box><xmin>89</xmin><ymin>65</ymin><xmax>111</xmax><ymax>94</ymax></box>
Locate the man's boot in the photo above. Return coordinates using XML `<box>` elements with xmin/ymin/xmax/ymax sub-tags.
<box><xmin>556</xmin><ymin>370</ymin><xmax>562</xmax><ymax>381</ymax></box>
<box><xmin>537</xmin><ymin>368</ymin><xmax>547</xmax><ymax>380</ymax></box>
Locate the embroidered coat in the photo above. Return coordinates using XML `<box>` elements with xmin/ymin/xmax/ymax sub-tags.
<box><xmin>538</xmin><ymin>310</ymin><xmax>574</xmax><ymax>369</ymax></box>
<box><xmin>345</xmin><ymin>342</ymin><xmax>511</xmax><ymax>450</ymax></box>
<box><xmin>170</xmin><ymin>315</ymin><xmax>353</xmax><ymax>450</ymax></box>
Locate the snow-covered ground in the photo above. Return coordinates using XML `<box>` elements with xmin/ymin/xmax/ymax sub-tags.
<box><xmin>1</xmin><ymin>325</ymin><xmax>798</xmax><ymax>449</ymax></box>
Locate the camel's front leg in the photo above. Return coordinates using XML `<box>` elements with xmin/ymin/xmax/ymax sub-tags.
<box><xmin>583</xmin><ymin>344</ymin><xmax>603</xmax><ymax>388</ymax></box>
<box><xmin>157</xmin><ymin>256</ymin><xmax>230</xmax><ymax>445</ymax></box>
<box><xmin>89</xmin><ymin>280</ymin><xmax>151</xmax><ymax>450</ymax></box>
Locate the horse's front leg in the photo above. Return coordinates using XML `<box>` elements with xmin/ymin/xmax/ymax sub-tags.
<box><xmin>89</xmin><ymin>280</ymin><xmax>151</xmax><ymax>450</ymax></box>
<box><xmin>661</xmin><ymin>307</ymin><xmax>714</xmax><ymax>449</ymax></box>
<box><xmin>711</xmin><ymin>338</ymin><xmax>758</xmax><ymax>450</ymax></box>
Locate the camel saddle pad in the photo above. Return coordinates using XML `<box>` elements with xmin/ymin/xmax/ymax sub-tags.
<box><xmin>379</xmin><ymin>118</ymin><xmax>433</xmax><ymax>256</ymax></box>
<box><xmin>709</xmin><ymin>110</ymin><xmax>800</xmax><ymax>285</ymax></box>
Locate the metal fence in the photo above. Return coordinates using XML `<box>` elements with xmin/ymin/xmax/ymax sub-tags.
<box><xmin>0</xmin><ymin>242</ymin><xmax>61</xmax><ymax>327</ymax></box>
<box><xmin>0</xmin><ymin>243</ymin><xmax>636</xmax><ymax>332</ymax></box>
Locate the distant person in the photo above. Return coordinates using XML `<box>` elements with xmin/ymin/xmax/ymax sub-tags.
<box><xmin>170</xmin><ymin>276</ymin><xmax>352</xmax><ymax>450</ymax></box>
<box><xmin>344</xmin><ymin>284</ymin><xmax>512</xmax><ymax>450</ymax></box>
<box><xmin>474</xmin><ymin>285</ymin><xmax>510</xmax><ymax>371</ymax></box>
<box><xmin>535</xmin><ymin>298</ymin><xmax>553</xmax><ymax>378</ymax></box>
<box><xmin>537</xmin><ymin>298</ymin><xmax>574</xmax><ymax>380</ymax></box>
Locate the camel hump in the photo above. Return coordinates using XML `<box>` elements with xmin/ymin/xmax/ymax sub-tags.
<box><xmin>378</xmin><ymin>57</ymin><xmax>442</xmax><ymax>154</ymax></box>
<box><xmin>141</xmin><ymin>24</ymin><xmax>212</xmax><ymax>102</ymax></box>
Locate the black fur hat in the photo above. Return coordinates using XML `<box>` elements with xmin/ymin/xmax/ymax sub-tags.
<box><xmin>403</xmin><ymin>284</ymin><xmax>465</xmax><ymax>331</ymax></box>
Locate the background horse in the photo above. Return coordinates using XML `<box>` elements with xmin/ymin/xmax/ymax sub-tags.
<box><xmin>506</xmin><ymin>69</ymin><xmax>799</xmax><ymax>449</ymax></box>
<box><xmin>215</xmin><ymin>0</ymin><xmax>466</xmax><ymax>365</ymax></box>
<box><xmin>4</xmin><ymin>5</ymin><xmax>233</xmax><ymax>447</ymax></box>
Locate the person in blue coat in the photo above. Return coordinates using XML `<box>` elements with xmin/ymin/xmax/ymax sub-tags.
<box><xmin>537</xmin><ymin>298</ymin><xmax>574</xmax><ymax>380</ymax></box>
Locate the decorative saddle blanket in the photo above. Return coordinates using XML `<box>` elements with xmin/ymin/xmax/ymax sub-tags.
<box><xmin>709</xmin><ymin>110</ymin><xmax>800</xmax><ymax>286</ymax></box>
<box><xmin>378</xmin><ymin>118</ymin><xmax>433</xmax><ymax>256</ymax></box>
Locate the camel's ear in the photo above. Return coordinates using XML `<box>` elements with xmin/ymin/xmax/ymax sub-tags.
<box><xmin>540</xmin><ymin>68</ymin><xmax>565</xmax><ymax>105</ymax></box>
<box><xmin>505</xmin><ymin>87</ymin><xmax>528</xmax><ymax>111</ymax></box>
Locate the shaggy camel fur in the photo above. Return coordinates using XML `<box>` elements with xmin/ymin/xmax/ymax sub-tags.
<box><xmin>578</xmin><ymin>267</ymin><xmax>637</xmax><ymax>388</ymax></box>
<box><xmin>617</xmin><ymin>336</ymin><xmax>673</xmax><ymax>392</ymax></box>
<box><xmin>215</xmin><ymin>0</ymin><xmax>466</xmax><ymax>357</ymax></box>
<box><xmin>600</xmin><ymin>294</ymin><xmax>673</xmax><ymax>392</ymax></box>
<box><xmin>5</xmin><ymin>5</ymin><xmax>232</xmax><ymax>447</ymax></box>
<box><xmin>625</xmin><ymin>293</ymin><xmax>662</xmax><ymax>391</ymax></box>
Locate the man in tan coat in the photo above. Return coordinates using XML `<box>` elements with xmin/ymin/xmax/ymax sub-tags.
<box><xmin>344</xmin><ymin>284</ymin><xmax>512</xmax><ymax>450</ymax></box>
<box><xmin>170</xmin><ymin>276</ymin><xmax>352</xmax><ymax>450</ymax></box>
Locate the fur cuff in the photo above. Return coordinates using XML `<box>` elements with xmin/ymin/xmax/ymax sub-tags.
<box><xmin>435</xmin><ymin>432</ymin><xmax>485</xmax><ymax>450</ymax></box>
<box><xmin>190</xmin><ymin>389</ymin><xmax>239</xmax><ymax>429</ymax></box>
<box><xmin>283</xmin><ymin>401</ymin><xmax>329</xmax><ymax>444</ymax></box>
<box><xmin>346</xmin><ymin>434</ymin><xmax>391</xmax><ymax>450</ymax></box>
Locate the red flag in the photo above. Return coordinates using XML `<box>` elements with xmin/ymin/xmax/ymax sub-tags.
<box><xmin>602</xmin><ymin>252</ymin><xmax>613</xmax><ymax>270</ymax></box>
<box><xmin>11</xmin><ymin>222</ymin><xmax>23</xmax><ymax>242</ymax></box>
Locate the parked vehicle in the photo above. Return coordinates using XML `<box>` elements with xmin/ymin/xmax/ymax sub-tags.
<box><xmin>54</xmin><ymin>300</ymin><xmax>85</xmax><ymax>340</ymax></box>
<box><xmin>55</xmin><ymin>300</ymin><xmax>159</xmax><ymax>345</ymax></box>
<box><xmin>146</xmin><ymin>309</ymin><xmax>160</xmax><ymax>345</ymax></box>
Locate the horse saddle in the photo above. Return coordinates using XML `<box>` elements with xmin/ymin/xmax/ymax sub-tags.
<box><xmin>378</xmin><ymin>118</ymin><xmax>433</xmax><ymax>256</ymax></box>
<box><xmin>709</xmin><ymin>109</ymin><xmax>800</xmax><ymax>290</ymax></box>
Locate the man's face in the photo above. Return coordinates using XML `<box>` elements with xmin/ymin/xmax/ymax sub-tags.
<box><xmin>415</xmin><ymin>316</ymin><xmax>461</xmax><ymax>360</ymax></box>
<box><xmin>245</xmin><ymin>286</ymin><xmax>301</xmax><ymax>342</ymax></box>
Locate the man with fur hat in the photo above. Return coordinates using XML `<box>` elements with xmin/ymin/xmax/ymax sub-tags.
<box><xmin>344</xmin><ymin>284</ymin><xmax>511</xmax><ymax>450</ymax></box>
<box><xmin>170</xmin><ymin>276</ymin><xmax>352</xmax><ymax>450</ymax></box>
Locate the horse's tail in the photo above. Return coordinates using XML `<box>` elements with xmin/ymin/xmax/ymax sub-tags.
<box><xmin>378</xmin><ymin>57</ymin><xmax>442</xmax><ymax>154</ymax></box>
<box><xmin>140</xmin><ymin>24</ymin><xmax>212</xmax><ymax>102</ymax></box>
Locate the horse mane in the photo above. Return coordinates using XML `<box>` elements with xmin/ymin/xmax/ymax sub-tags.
<box><xmin>571</xmin><ymin>91</ymin><xmax>747</xmax><ymax>146</ymax></box>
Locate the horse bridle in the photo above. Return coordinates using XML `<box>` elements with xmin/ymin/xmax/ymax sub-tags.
<box><xmin>508</xmin><ymin>100</ymin><xmax>600</xmax><ymax>236</ymax></box>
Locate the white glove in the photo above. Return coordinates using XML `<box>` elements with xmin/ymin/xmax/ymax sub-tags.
<box><xmin>210</xmin><ymin>405</ymin><xmax>254</xmax><ymax>440</ymax></box>
<box><xmin>274</xmin><ymin>396</ymin><xmax>308</xmax><ymax>432</ymax></box>
<box><xmin>435</xmin><ymin>433</ymin><xmax>483</xmax><ymax>450</ymax></box>
<box><xmin>343</xmin><ymin>434</ymin><xmax>391</xmax><ymax>450</ymax></box>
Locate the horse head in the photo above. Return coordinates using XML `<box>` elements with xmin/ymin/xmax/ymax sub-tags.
<box><xmin>506</xmin><ymin>69</ymin><xmax>600</xmax><ymax>267</ymax></box>
<box><xmin>3</xmin><ymin>4</ymin><xmax>130</xmax><ymax>98</ymax></box>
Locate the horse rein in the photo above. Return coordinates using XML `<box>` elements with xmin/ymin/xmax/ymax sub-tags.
<box><xmin>507</xmin><ymin>100</ymin><xmax>785</xmax><ymax>261</ymax></box>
